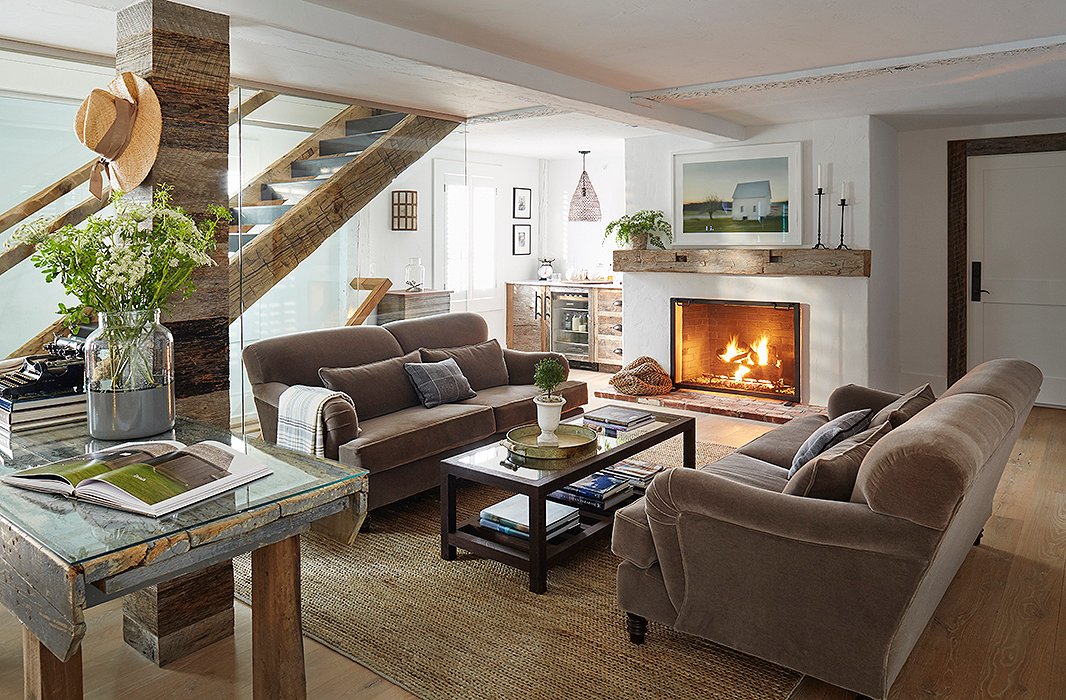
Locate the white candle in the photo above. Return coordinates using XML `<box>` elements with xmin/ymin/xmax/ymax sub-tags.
<box><xmin>817</xmin><ymin>163</ymin><xmax>823</xmax><ymax>190</ymax></box>
<box><xmin>841</xmin><ymin>180</ymin><xmax>850</xmax><ymax>201</ymax></box>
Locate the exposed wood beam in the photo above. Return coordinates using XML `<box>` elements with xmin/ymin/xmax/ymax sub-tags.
<box><xmin>8</xmin><ymin>318</ymin><xmax>68</xmax><ymax>359</ymax></box>
<box><xmin>228</xmin><ymin>89</ymin><xmax>278</xmax><ymax>126</ymax></box>
<box><xmin>231</xmin><ymin>114</ymin><xmax>458</xmax><ymax>318</ymax></box>
<box><xmin>346</xmin><ymin>277</ymin><xmax>393</xmax><ymax>326</ymax></box>
<box><xmin>0</xmin><ymin>195</ymin><xmax>107</xmax><ymax>277</ymax></box>
<box><xmin>0</xmin><ymin>161</ymin><xmax>94</xmax><ymax>235</ymax></box>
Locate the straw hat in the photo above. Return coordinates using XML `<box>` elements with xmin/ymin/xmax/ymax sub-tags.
<box><xmin>75</xmin><ymin>72</ymin><xmax>161</xmax><ymax>200</ymax></box>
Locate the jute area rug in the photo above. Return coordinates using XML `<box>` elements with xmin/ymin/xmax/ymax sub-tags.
<box><xmin>234</xmin><ymin>436</ymin><xmax>801</xmax><ymax>700</ymax></box>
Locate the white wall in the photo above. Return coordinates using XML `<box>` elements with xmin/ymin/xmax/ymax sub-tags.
<box><xmin>542</xmin><ymin>150</ymin><xmax>625</xmax><ymax>276</ymax></box>
<box><xmin>867</xmin><ymin>116</ymin><xmax>900</xmax><ymax>390</ymax></box>
<box><xmin>897</xmin><ymin>116</ymin><xmax>1066</xmax><ymax>393</ymax></box>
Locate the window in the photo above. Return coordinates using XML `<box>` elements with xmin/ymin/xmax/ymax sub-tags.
<box><xmin>435</xmin><ymin>160</ymin><xmax>497</xmax><ymax>310</ymax></box>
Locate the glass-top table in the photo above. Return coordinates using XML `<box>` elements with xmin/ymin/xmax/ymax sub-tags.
<box><xmin>440</xmin><ymin>410</ymin><xmax>696</xmax><ymax>593</ymax></box>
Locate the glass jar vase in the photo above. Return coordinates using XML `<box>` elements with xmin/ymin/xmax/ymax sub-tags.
<box><xmin>85</xmin><ymin>309</ymin><xmax>175</xmax><ymax>440</ymax></box>
<box><xmin>404</xmin><ymin>257</ymin><xmax>425</xmax><ymax>292</ymax></box>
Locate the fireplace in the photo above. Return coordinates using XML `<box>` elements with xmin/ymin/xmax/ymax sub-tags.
<box><xmin>671</xmin><ymin>298</ymin><xmax>801</xmax><ymax>402</ymax></box>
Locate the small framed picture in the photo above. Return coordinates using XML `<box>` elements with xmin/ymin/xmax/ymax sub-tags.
<box><xmin>512</xmin><ymin>187</ymin><xmax>532</xmax><ymax>219</ymax></box>
<box><xmin>512</xmin><ymin>224</ymin><xmax>532</xmax><ymax>255</ymax></box>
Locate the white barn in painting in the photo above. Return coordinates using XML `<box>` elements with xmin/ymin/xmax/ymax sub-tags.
<box><xmin>731</xmin><ymin>180</ymin><xmax>772</xmax><ymax>221</ymax></box>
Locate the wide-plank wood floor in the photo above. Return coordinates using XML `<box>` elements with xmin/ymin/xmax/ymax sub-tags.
<box><xmin>0</xmin><ymin>370</ymin><xmax>1062</xmax><ymax>699</ymax></box>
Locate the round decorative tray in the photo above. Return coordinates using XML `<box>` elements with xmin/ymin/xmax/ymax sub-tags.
<box><xmin>502</xmin><ymin>423</ymin><xmax>599</xmax><ymax>461</ymax></box>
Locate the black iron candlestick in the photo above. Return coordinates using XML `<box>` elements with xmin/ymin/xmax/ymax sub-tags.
<box><xmin>836</xmin><ymin>198</ymin><xmax>850</xmax><ymax>250</ymax></box>
<box><xmin>812</xmin><ymin>187</ymin><xmax>827</xmax><ymax>249</ymax></box>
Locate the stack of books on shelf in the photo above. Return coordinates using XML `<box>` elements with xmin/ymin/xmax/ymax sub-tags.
<box><xmin>549</xmin><ymin>471</ymin><xmax>635</xmax><ymax>513</ymax></box>
<box><xmin>480</xmin><ymin>494</ymin><xmax>581</xmax><ymax>540</ymax></box>
<box><xmin>601</xmin><ymin>458</ymin><xmax>665</xmax><ymax>490</ymax></box>
<box><xmin>0</xmin><ymin>393</ymin><xmax>87</xmax><ymax>440</ymax></box>
<box><xmin>583</xmin><ymin>406</ymin><xmax>655</xmax><ymax>437</ymax></box>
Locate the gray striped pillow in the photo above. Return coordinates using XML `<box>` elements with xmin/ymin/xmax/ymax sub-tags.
<box><xmin>403</xmin><ymin>358</ymin><xmax>476</xmax><ymax>408</ymax></box>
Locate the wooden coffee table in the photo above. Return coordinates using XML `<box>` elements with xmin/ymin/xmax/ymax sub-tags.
<box><xmin>440</xmin><ymin>411</ymin><xmax>695</xmax><ymax>593</ymax></box>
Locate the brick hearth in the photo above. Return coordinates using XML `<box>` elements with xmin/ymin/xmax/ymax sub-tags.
<box><xmin>593</xmin><ymin>388</ymin><xmax>823</xmax><ymax>424</ymax></box>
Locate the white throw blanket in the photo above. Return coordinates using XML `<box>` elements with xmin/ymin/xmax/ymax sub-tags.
<box><xmin>277</xmin><ymin>385</ymin><xmax>354</xmax><ymax>458</ymax></box>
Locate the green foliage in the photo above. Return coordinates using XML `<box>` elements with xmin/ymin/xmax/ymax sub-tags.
<box><xmin>603</xmin><ymin>209</ymin><xmax>673</xmax><ymax>249</ymax></box>
<box><xmin>10</xmin><ymin>185</ymin><xmax>230</xmax><ymax>332</ymax></box>
<box><xmin>533</xmin><ymin>358</ymin><xmax>567</xmax><ymax>399</ymax></box>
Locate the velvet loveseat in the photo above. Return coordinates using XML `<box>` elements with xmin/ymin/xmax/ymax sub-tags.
<box><xmin>244</xmin><ymin>312</ymin><xmax>588</xmax><ymax>509</ymax></box>
<box><xmin>611</xmin><ymin>359</ymin><xmax>1042</xmax><ymax>699</ymax></box>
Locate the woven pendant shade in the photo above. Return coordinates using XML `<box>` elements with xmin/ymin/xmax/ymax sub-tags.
<box><xmin>568</xmin><ymin>150</ymin><xmax>601</xmax><ymax>222</ymax></box>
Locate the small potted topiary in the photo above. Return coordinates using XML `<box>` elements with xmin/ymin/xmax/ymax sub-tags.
<box><xmin>532</xmin><ymin>357</ymin><xmax>567</xmax><ymax>445</ymax></box>
<box><xmin>604</xmin><ymin>209</ymin><xmax>673</xmax><ymax>250</ymax></box>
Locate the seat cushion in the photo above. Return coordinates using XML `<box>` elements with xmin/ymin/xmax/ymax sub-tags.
<box><xmin>612</xmin><ymin>497</ymin><xmax>657</xmax><ymax>569</ymax></box>
<box><xmin>698</xmin><ymin>452</ymin><xmax>791</xmax><ymax>492</ymax></box>
<box><xmin>785</xmin><ymin>421</ymin><xmax>894</xmax><ymax>501</ymax></box>
<box><xmin>419</xmin><ymin>339</ymin><xmax>510</xmax><ymax>391</ymax></box>
<box><xmin>337</xmin><ymin>403</ymin><xmax>495</xmax><ymax>473</ymax></box>
<box><xmin>736</xmin><ymin>414</ymin><xmax>829</xmax><ymax>470</ymax></box>
<box><xmin>460</xmin><ymin>380</ymin><xmax>587</xmax><ymax>432</ymax></box>
<box><xmin>319</xmin><ymin>351</ymin><xmax>421</xmax><ymax>421</ymax></box>
<box><xmin>403</xmin><ymin>358</ymin><xmax>477</xmax><ymax>408</ymax></box>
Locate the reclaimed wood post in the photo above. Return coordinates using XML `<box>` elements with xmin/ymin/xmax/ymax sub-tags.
<box><xmin>252</xmin><ymin>536</ymin><xmax>307</xmax><ymax>700</ymax></box>
<box><xmin>115</xmin><ymin>0</ymin><xmax>235</xmax><ymax>666</ymax></box>
<box><xmin>23</xmin><ymin>627</ymin><xmax>83</xmax><ymax>700</ymax></box>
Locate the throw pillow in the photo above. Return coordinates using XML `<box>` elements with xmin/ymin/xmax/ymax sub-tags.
<box><xmin>789</xmin><ymin>408</ymin><xmax>872</xmax><ymax>477</ymax></box>
<box><xmin>784</xmin><ymin>421</ymin><xmax>895</xmax><ymax>501</ymax></box>
<box><xmin>404</xmin><ymin>358</ymin><xmax>477</xmax><ymax>408</ymax></box>
<box><xmin>419</xmin><ymin>339</ymin><xmax>510</xmax><ymax>391</ymax></box>
<box><xmin>870</xmin><ymin>383</ymin><xmax>935</xmax><ymax>426</ymax></box>
<box><xmin>319</xmin><ymin>351</ymin><xmax>421</xmax><ymax>421</ymax></box>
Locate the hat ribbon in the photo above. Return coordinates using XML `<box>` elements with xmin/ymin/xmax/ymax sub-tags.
<box><xmin>88</xmin><ymin>97</ymin><xmax>139</xmax><ymax>201</ymax></box>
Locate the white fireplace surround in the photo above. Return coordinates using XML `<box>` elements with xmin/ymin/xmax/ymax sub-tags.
<box><xmin>621</xmin><ymin>272</ymin><xmax>871</xmax><ymax>406</ymax></box>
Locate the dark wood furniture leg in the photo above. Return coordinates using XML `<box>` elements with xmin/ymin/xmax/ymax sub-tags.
<box><xmin>23</xmin><ymin>627</ymin><xmax>83</xmax><ymax>700</ymax></box>
<box><xmin>626</xmin><ymin>613</ymin><xmax>647</xmax><ymax>645</ymax></box>
<box><xmin>441</xmin><ymin>472</ymin><xmax>457</xmax><ymax>560</ymax></box>
<box><xmin>251</xmin><ymin>535</ymin><xmax>306</xmax><ymax>700</ymax></box>
<box><xmin>528</xmin><ymin>492</ymin><xmax>548</xmax><ymax>594</ymax></box>
<box><xmin>683</xmin><ymin>421</ymin><xmax>697</xmax><ymax>469</ymax></box>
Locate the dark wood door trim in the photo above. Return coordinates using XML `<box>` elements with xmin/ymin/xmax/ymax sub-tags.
<box><xmin>945</xmin><ymin>132</ymin><xmax>1066</xmax><ymax>384</ymax></box>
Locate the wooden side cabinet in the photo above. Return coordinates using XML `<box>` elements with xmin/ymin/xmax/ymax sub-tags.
<box><xmin>506</xmin><ymin>283</ymin><xmax>548</xmax><ymax>352</ymax></box>
<box><xmin>506</xmin><ymin>283</ymin><xmax>623</xmax><ymax>370</ymax></box>
<box><xmin>591</xmin><ymin>288</ymin><xmax>623</xmax><ymax>370</ymax></box>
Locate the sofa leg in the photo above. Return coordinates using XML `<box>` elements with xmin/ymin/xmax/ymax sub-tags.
<box><xmin>974</xmin><ymin>528</ymin><xmax>984</xmax><ymax>546</ymax></box>
<box><xmin>626</xmin><ymin>613</ymin><xmax>647</xmax><ymax>645</ymax></box>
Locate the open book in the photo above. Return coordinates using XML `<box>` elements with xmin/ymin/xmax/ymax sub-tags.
<box><xmin>2</xmin><ymin>440</ymin><xmax>272</xmax><ymax>517</ymax></box>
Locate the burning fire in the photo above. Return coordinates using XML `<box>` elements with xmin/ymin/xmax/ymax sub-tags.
<box><xmin>733</xmin><ymin>365</ymin><xmax>751</xmax><ymax>381</ymax></box>
<box><xmin>714</xmin><ymin>333</ymin><xmax>780</xmax><ymax>385</ymax></box>
<box><xmin>751</xmin><ymin>335</ymin><xmax>770</xmax><ymax>366</ymax></box>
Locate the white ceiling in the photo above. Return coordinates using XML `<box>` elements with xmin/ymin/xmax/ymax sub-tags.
<box><xmin>466</xmin><ymin>113</ymin><xmax>657</xmax><ymax>160</ymax></box>
<box><xmin>3</xmin><ymin>0</ymin><xmax>1066</xmax><ymax>141</ymax></box>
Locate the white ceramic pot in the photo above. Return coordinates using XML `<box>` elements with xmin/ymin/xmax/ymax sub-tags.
<box><xmin>533</xmin><ymin>394</ymin><xmax>566</xmax><ymax>445</ymax></box>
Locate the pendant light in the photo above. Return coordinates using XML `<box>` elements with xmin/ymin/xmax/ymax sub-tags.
<box><xmin>568</xmin><ymin>150</ymin><xmax>601</xmax><ymax>222</ymax></box>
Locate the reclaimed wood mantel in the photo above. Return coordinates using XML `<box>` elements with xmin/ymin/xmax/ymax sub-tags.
<box><xmin>613</xmin><ymin>248</ymin><xmax>871</xmax><ymax>277</ymax></box>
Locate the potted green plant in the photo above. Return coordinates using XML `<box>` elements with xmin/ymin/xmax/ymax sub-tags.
<box><xmin>11</xmin><ymin>185</ymin><xmax>229</xmax><ymax>439</ymax></box>
<box><xmin>603</xmin><ymin>209</ymin><xmax>673</xmax><ymax>250</ymax></box>
<box><xmin>532</xmin><ymin>357</ymin><xmax>567</xmax><ymax>445</ymax></box>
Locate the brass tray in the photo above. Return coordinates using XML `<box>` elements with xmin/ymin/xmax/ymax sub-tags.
<box><xmin>502</xmin><ymin>423</ymin><xmax>599</xmax><ymax>461</ymax></box>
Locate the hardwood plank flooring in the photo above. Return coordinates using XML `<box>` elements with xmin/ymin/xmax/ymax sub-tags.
<box><xmin>0</xmin><ymin>371</ymin><xmax>1062</xmax><ymax>700</ymax></box>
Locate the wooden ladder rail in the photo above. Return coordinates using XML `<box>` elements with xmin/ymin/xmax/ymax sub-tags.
<box><xmin>346</xmin><ymin>277</ymin><xmax>393</xmax><ymax>326</ymax></box>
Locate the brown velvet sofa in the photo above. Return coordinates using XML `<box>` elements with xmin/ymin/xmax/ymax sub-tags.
<box><xmin>612</xmin><ymin>359</ymin><xmax>1042</xmax><ymax>699</ymax></box>
<box><xmin>243</xmin><ymin>312</ymin><xmax>588</xmax><ymax>509</ymax></box>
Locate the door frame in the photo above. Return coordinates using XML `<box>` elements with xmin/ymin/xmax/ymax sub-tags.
<box><xmin>945</xmin><ymin>132</ymin><xmax>1066</xmax><ymax>384</ymax></box>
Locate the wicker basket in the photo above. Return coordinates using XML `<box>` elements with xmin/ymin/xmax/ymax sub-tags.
<box><xmin>609</xmin><ymin>355</ymin><xmax>673</xmax><ymax>396</ymax></box>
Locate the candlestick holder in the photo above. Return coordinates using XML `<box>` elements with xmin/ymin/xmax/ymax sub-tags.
<box><xmin>836</xmin><ymin>198</ymin><xmax>850</xmax><ymax>250</ymax></box>
<box><xmin>812</xmin><ymin>187</ymin><xmax>827</xmax><ymax>249</ymax></box>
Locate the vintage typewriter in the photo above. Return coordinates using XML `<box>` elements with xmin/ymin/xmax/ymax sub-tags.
<box><xmin>0</xmin><ymin>336</ymin><xmax>86</xmax><ymax>402</ymax></box>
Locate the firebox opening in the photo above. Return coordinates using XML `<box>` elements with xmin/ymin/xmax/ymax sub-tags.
<box><xmin>671</xmin><ymin>298</ymin><xmax>801</xmax><ymax>402</ymax></box>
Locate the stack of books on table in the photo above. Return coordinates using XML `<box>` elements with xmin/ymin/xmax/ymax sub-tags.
<box><xmin>480</xmin><ymin>494</ymin><xmax>581</xmax><ymax>540</ymax></box>
<box><xmin>601</xmin><ymin>459</ymin><xmax>665</xmax><ymax>490</ymax></box>
<box><xmin>583</xmin><ymin>406</ymin><xmax>656</xmax><ymax>437</ymax></box>
<box><xmin>0</xmin><ymin>392</ymin><xmax>87</xmax><ymax>439</ymax></box>
<box><xmin>549</xmin><ymin>471</ymin><xmax>635</xmax><ymax>513</ymax></box>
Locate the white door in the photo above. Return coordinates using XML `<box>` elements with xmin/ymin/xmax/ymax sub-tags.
<box><xmin>968</xmin><ymin>151</ymin><xmax>1066</xmax><ymax>406</ymax></box>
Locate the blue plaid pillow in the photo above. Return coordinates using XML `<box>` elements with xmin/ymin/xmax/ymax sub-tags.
<box><xmin>403</xmin><ymin>358</ymin><xmax>477</xmax><ymax>408</ymax></box>
<box><xmin>789</xmin><ymin>408</ymin><xmax>872</xmax><ymax>477</ymax></box>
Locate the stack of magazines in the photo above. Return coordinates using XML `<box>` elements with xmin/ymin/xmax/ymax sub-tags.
<box><xmin>601</xmin><ymin>459</ymin><xmax>665</xmax><ymax>490</ymax></box>
<box><xmin>549</xmin><ymin>471</ymin><xmax>634</xmax><ymax>512</ymax></box>
<box><xmin>583</xmin><ymin>406</ymin><xmax>655</xmax><ymax>438</ymax></box>
<box><xmin>480</xmin><ymin>494</ymin><xmax>580</xmax><ymax>540</ymax></box>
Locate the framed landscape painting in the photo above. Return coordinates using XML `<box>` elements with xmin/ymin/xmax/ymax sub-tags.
<box><xmin>673</xmin><ymin>142</ymin><xmax>802</xmax><ymax>247</ymax></box>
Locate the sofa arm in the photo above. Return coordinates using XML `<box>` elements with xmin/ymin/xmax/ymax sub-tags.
<box><xmin>502</xmin><ymin>348</ymin><xmax>570</xmax><ymax>385</ymax></box>
<box><xmin>826</xmin><ymin>383</ymin><xmax>902</xmax><ymax>419</ymax></box>
<box><xmin>250</xmin><ymin>382</ymin><xmax>360</xmax><ymax>460</ymax></box>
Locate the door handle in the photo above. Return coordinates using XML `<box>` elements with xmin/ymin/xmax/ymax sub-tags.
<box><xmin>613</xmin><ymin>324</ymin><xmax>623</xmax><ymax>332</ymax></box>
<box><xmin>970</xmin><ymin>262</ymin><xmax>987</xmax><ymax>302</ymax></box>
<box><xmin>533</xmin><ymin>293</ymin><xmax>541</xmax><ymax>319</ymax></box>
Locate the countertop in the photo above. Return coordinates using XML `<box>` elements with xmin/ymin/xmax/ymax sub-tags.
<box><xmin>507</xmin><ymin>280</ymin><xmax>621</xmax><ymax>289</ymax></box>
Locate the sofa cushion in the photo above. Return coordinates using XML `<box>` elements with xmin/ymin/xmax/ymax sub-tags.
<box><xmin>337</xmin><ymin>403</ymin><xmax>496</xmax><ymax>473</ymax></box>
<box><xmin>419</xmin><ymin>339</ymin><xmax>509</xmax><ymax>391</ymax></box>
<box><xmin>785</xmin><ymin>421</ymin><xmax>894</xmax><ymax>501</ymax></box>
<box><xmin>403</xmin><ymin>358</ymin><xmax>477</xmax><ymax>408</ymax></box>
<box><xmin>870</xmin><ymin>383</ymin><xmax>935</xmax><ymax>426</ymax></box>
<box><xmin>698</xmin><ymin>453</ymin><xmax>790</xmax><ymax>492</ymax></box>
<box><xmin>319</xmin><ymin>350</ymin><xmax>421</xmax><ymax>421</ymax></box>
<box><xmin>461</xmin><ymin>380</ymin><xmax>587</xmax><ymax>432</ymax></box>
<box><xmin>612</xmin><ymin>497</ymin><xmax>657</xmax><ymax>569</ymax></box>
<box><xmin>736</xmin><ymin>414</ymin><xmax>829</xmax><ymax>470</ymax></box>
<box><xmin>790</xmin><ymin>408</ymin><xmax>872</xmax><ymax>477</ymax></box>
<box><xmin>384</xmin><ymin>312</ymin><xmax>488</xmax><ymax>354</ymax></box>
<box><xmin>827</xmin><ymin>383</ymin><xmax>902</xmax><ymax>420</ymax></box>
